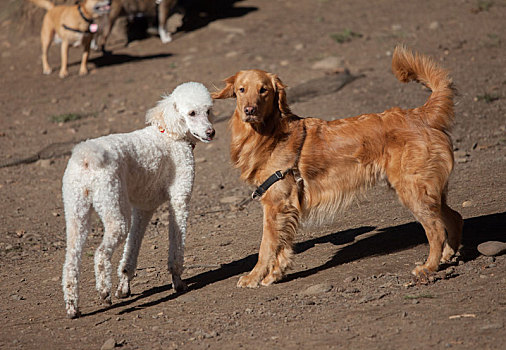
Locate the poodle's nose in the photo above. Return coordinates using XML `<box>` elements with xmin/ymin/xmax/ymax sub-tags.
<box><xmin>244</xmin><ymin>106</ymin><xmax>257</xmax><ymax>116</ymax></box>
<box><xmin>206</xmin><ymin>128</ymin><xmax>215</xmax><ymax>139</ymax></box>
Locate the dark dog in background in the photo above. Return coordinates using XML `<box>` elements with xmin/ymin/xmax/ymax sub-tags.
<box><xmin>95</xmin><ymin>0</ymin><xmax>179</xmax><ymax>51</ymax></box>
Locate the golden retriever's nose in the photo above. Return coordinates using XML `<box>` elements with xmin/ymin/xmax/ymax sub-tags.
<box><xmin>244</xmin><ymin>106</ymin><xmax>257</xmax><ymax>116</ymax></box>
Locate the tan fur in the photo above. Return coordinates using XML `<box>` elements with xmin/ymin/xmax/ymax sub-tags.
<box><xmin>30</xmin><ymin>0</ymin><xmax>110</xmax><ymax>78</ymax></box>
<box><xmin>212</xmin><ymin>45</ymin><xmax>463</xmax><ymax>288</ymax></box>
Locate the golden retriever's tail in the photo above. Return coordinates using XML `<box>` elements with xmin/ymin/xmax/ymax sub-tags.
<box><xmin>392</xmin><ymin>45</ymin><xmax>454</xmax><ymax>131</ymax></box>
<box><xmin>29</xmin><ymin>0</ymin><xmax>54</xmax><ymax>10</ymax></box>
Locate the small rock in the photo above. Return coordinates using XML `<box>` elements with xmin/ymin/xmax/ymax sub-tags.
<box><xmin>219</xmin><ymin>196</ymin><xmax>242</xmax><ymax>204</ymax></box>
<box><xmin>195</xmin><ymin>157</ymin><xmax>206</xmax><ymax>163</ymax></box>
<box><xmin>477</xmin><ymin>241</ymin><xmax>506</xmax><ymax>256</ymax></box>
<box><xmin>38</xmin><ymin>159</ymin><xmax>54</xmax><ymax>168</ymax></box>
<box><xmin>301</xmin><ymin>283</ymin><xmax>333</xmax><ymax>295</ymax></box>
<box><xmin>344</xmin><ymin>276</ymin><xmax>357</xmax><ymax>283</ymax></box>
<box><xmin>100</xmin><ymin>337</ymin><xmax>116</xmax><ymax>350</ymax></box>
<box><xmin>311</xmin><ymin>56</ymin><xmax>343</xmax><ymax>71</ymax></box>
<box><xmin>462</xmin><ymin>200</ymin><xmax>473</xmax><ymax>208</ymax></box>
<box><xmin>294</xmin><ymin>43</ymin><xmax>304</xmax><ymax>50</ymax></box>
<box><xmin>429</xmin><ymin>21</ymin><xmax>439</xmax><ymax>30</ymax></box>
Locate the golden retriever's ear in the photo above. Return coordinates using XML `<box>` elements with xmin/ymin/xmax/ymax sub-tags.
<box><xmin>211</xmin><ymin>74</ymin><xmax>237</xmax><ymax>99</ymax></box>
<box><xmin>270</xmin><ymin>73</ymin><xmax>293</xmax><ymax>117</ymax></box>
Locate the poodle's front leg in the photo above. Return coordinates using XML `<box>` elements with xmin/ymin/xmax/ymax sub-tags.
<box><xmin>116</xmin><ymin>208</ymin><xmax>154</xmax><ymax>298</ymax></box>
<box><xmin>167</xmin><ymin>197</ymin><xmax>190</xmax><ymax>292</ymax></box>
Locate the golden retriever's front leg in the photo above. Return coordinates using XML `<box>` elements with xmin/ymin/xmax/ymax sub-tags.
<box><xmin>238</xmin><ymin>192</ymin><xmax>300</xmax><ymax>288</ymax></box>
<box><xmin>237</xmin><ymin>203</ymin><xmax>279</xmax><ymax>288</ymax></box>
<box><xmin>59</xmin><ymin>40</ymin><xmax>70</xmax><ymax>78</ymax></box>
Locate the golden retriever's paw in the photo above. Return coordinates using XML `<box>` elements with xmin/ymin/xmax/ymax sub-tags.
<box><xmin>43</xmin><ymin>68</ymin><xmax>52</xmax><ymax>75</ymax></box>
<box><xmin>59</xmin><ymin>70</ymin><xmax>69</xmax><ymax>79</ymax></box>
<box><xmin>237</xmin><ymin>274</ymin><xmax>261</xmax><ymax>288</ymax></box>
<box><xmin>260</xmin><ymin>271</ymin><xmax>283</xmax><ymax>286</ymax></box>
<box><xmin>78</xmin><ymin>68</ymin><xmax>89</xmax><ymax>76</ymax></box>
<box><xmin>411</xmin><ymin>265</ymin><xmax>438</xmax><ymax>285</ymax></box>
<box><xmin>440</xmin><ymin>244</ymin><xmax>456</xmax><ymax>263</ymax></box>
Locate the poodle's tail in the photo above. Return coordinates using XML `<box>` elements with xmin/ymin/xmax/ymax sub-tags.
<box><xmin>392</xmin><ymin>45</ymin><xmax>454</xmax><ymax>131</ymax></box>
<box><xmin>29</xmin><ymin>0</ymin><xmax>54</xmax><ymax>10</ymax></box>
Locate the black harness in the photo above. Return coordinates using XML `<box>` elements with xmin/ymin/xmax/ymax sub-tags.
<box><xmin>62</xmin><ymin>5</ymin><xmax>96</xmax><ymax>34</ymax></box>
<box><xmin>237</xmin><ymin>122</ymin><xmax>307</xmax><ymax>209</ymax></box>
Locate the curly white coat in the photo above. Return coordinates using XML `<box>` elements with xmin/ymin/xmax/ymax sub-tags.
<box><xmin>61</xmin><ymin>82</ymin><xmax>214</xmax><ymax>318</ymax></box>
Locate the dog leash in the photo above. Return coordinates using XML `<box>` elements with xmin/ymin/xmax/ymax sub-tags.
<box><xmin>236</xmin><ymin>122</ymin><xmax>307</xmax><ymax>210</ymax></box>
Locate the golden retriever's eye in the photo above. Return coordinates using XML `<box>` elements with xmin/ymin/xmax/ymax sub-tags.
<box><xmin>239</xmin><ymin>87</ymin><xmax>245</xmax><ymax>93</ymax></box>
<box><xmin>259</xmin><ymin>87</ymin><xmax>267</xmax><ymax>94</ymax></box>
<box><xmin>189</xmin><ymin>111</ymin><xmax>196</xmax><ymax>116</ymax></box>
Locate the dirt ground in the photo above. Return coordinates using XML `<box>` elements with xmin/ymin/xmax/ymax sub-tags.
<box><xmin>1</xmin><ymin>0</ymin><xmax>505</xmax><ymax>349</ymax></box>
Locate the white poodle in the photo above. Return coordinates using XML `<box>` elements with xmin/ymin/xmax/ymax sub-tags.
<box><xmin>61</xmin><ymin>82</ymin><xmax>215</xmax><ymax>318</ymax></box>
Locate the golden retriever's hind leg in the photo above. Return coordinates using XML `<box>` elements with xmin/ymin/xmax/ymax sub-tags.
<box><xmin>440</xmin><ymin>201</ymin><xmax>463</xmax><ymax>263</ymax></box>
<box><xmin>79</xmin><ymin>38</ymin><xmax>91</xmax><ymax>76</ymax></box>
<box><xmin>59</xmin><ymin>40</ymin><xmax>70</xmax><ymax>78</ymax></box>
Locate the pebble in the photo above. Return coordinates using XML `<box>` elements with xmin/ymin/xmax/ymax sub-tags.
<box><xmin>301</xmin><ymin>283</ymin><xmax>333</xmax><ymax>295</ymax></box>
<box><xmin>429</xmin><ymin>21</ymin><xmax>439</xmax><ymax>30</ymax></box>
<box><xmin>462</xmin><ymin>201</ymin><xmax>473</xmax><ymax>208</ymax></box>
<box><xmin>38</xmin><ymin>159</ymin><xmax>54</xmax><ymax>168</ymax></box>
<box><xmin>311</xmin><ymin>56</ymin><xmax>343</xmax><ymax>71</ymax></box>
<box><xmin>100</xmin><ymin>337</ymin><xmax>116</xmax><ymax>350</ymax></box>
<box><xmin>477</xmin><ymin>241</ymin><xmax>506</xmax><ymax>256</ymax></box>
<box><xmin>344</xmin><ymin>276</ymin><xmax>357</xmax><ymax>283</ymax></box>
<box><xmin>219</xmin><ymin>196</ymin><xmax>242</xmax><ymax>204</ymax></box>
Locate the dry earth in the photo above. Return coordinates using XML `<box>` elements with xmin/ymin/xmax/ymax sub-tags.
<box><xmin>0</xmin><ymin>0</ymin><xmax>505</xmax><ymax>349</ymax></box>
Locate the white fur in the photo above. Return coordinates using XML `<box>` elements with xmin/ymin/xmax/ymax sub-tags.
<box><xmin>61</xmin><ymin>82</ymin><xmax>214</xmax><ymax>318</ymax></box>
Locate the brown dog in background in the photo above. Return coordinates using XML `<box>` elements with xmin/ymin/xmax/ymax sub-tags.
<box><xmin>212</xmin><ymin>45</ymin><xmax>463</xmax><ymax>288</ymax></box>
<box><xmin>96</xmin><ymin>0</ymin><xmax>178</xmax><ymax>52</ymax></box>
<box><xmin>30</xmin><ymin>0</ymin><xmax>111</xmax><ymax>78</ymax></box>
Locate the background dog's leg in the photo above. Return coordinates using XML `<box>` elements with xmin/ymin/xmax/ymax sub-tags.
<box><xmin>158</xmin><ymin>0</ymin><xmax>172</xmax><ymax>43</ymax></box>
<box><xmin>40</xmin><ymin>18</ymin><xmax>54</xmax><ymax>75</ymax></box>
<box><xmin>94</xmin><ymin>194</ymin><xmax>131</xmax><ymax>305</ymax></box>
<box><xmin>59</xmin><ymin>40</ymin><xmax>69</xmax><ymax>78</ymax></box>
<box><xmin>78</xmin><ymin>38</ymin><xmax>92</xmax><ymax>76</ymax></box>
<box><xmin>116</xmin><ymin>208</ymin><xmax>154</xmax><ymax>299</ymax></box>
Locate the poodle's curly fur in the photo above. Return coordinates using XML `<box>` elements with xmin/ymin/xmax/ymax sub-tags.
<box><xmin>62</xmin><ymin>82</ymin><xmax>214</xmax><ymax>318</ymax></box>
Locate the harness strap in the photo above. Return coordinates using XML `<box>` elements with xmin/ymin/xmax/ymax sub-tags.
<box><xmin>251</xmin><ymin>122</ymin><xmax>307</xmax><ymax>200</ymax></box>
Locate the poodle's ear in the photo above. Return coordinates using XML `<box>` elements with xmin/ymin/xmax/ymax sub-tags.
<box><xmin>145</xmin><ymin>101</ymin><xmax>166</xmax><ymax>128</ymax></box>
<box><xmin>269</xmin><ymin>73</ymin><xmax>293</xmax><ymax>117</ymax></box>
<box><xmin>211</xmin><ymin>74</ymin><xmax>237</xmax><ymax>99</ymax></box>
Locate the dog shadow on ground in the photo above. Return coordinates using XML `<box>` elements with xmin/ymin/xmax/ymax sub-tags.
<box><xmin>87</xmin><ymin>52</ymin><xmax>173</xmax><ymax>68</ymax></box>
<box><xmin>177</xmin><ymin>0</ymin><xmax>257</xmax><ymax>34</ymax></box>
<box><xmin>80</xmin><ymin>211</ymin><xmax>505</xmax><ymax>318</ymax></box>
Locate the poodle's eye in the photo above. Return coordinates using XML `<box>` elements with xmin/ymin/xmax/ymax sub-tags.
<box><xmin>206</xmin><ymin>109</ymin><xmax>211</xmax><ymax>115</ymax></box>
<box><xmin>259</xmin><ymin>87</ymin><xmax>267</xmax><ymax>94</ymax></box>
<box><xmin>189</xmin><ymin>111</ymin><xmax>196</xmax><ymax>117</ymax></box>
<box><xmin>238</xmin><ymin>87</ymin><xmax>245</xmax><ymax>93</ymax></box>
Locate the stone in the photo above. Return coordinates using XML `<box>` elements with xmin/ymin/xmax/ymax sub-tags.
<box><xmin>311</xmin><ymin>56</ymin><xmax>343</xmax><ymax>71</ymax></box>
<box><xmin>301</xmin><ymin>283</ymin><xmax>333</xmax><ymax>295</ymax></box>
<box><xmin>100</xmin><ymin>338</ymin><xmax>116</xmax><ymax>350</ymax></box>
<box><xmin>477</xmin><ymin>241</ymin><xmax>506</xmax><ymax>256</ymax></box>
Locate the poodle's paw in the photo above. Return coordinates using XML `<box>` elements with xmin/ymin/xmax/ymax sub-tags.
<box><xmin>99</xmin><ymin>289</ymin><xmax>112</xmax><ymax>305</ymax></box>
<box><xmin>115</xmin><ymin>279</ymin><xmax>131</xmax><ymax>299</ymax></box>
<box><xmin>66</xmin><ymin>301</ymin><xmax>80</xmax><ymax>319</ymax></box>
<box><xmin>172</xmin><ymin>275</ymin><xmax>187</xmax><ymax>292</ymax></box>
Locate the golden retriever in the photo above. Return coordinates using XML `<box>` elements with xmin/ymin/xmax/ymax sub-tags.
<box><xmin>212</xmin><ymin>45</ymin><xmax>463</xmax><ymax>288</ymax></box>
